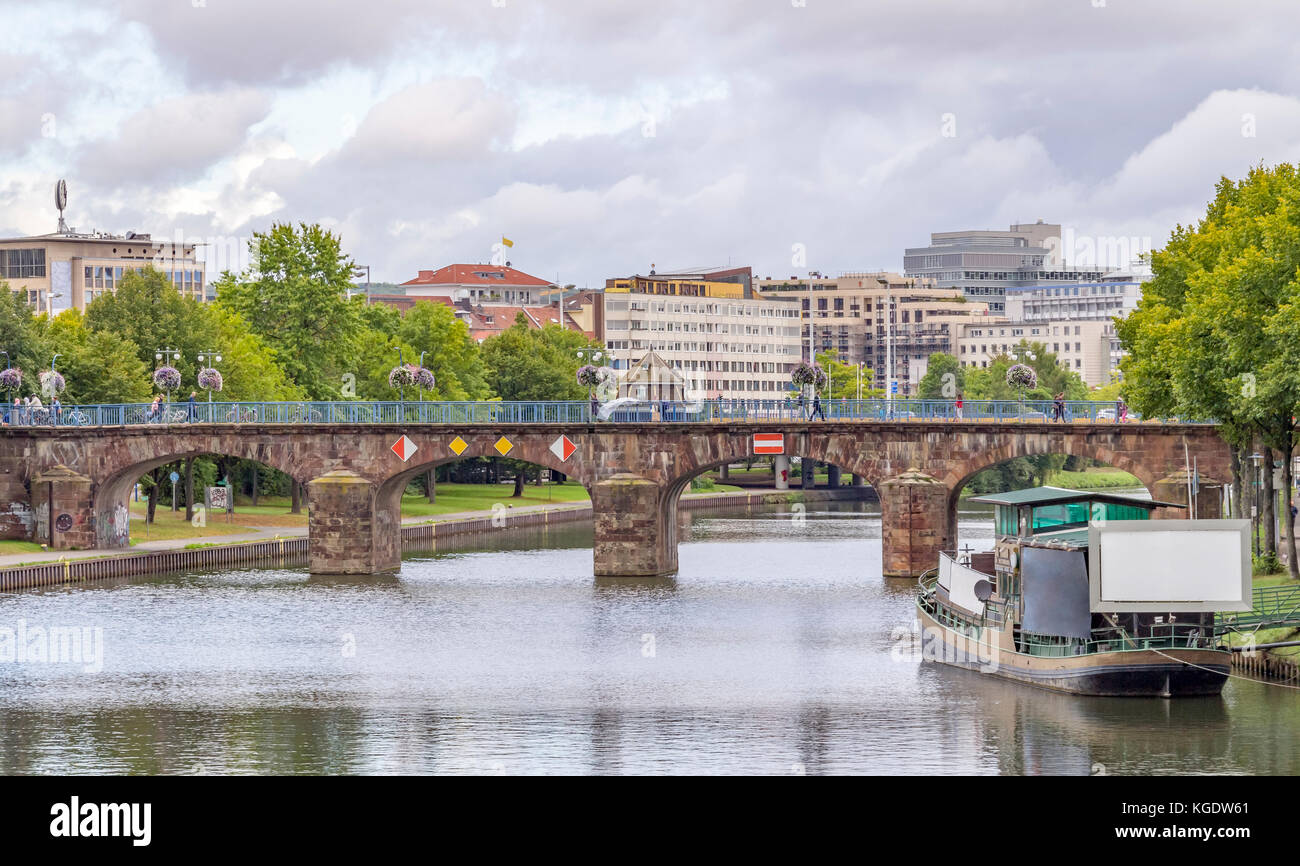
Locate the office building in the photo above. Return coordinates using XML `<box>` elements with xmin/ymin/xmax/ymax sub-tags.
<box><xmin>903</xmin><ymin>220</ymin><xmax>1107</xmax><ymax>313</ymax></box>
<box><xmin>0</xmin><ymin>231</ymin><xmax>205</xmax><ymax>313</ymax></box>
<box><xmin>598</xmin><ymin>266</ymin><xmax>803</xmax><ymax>399</ymax></box>
<box><xmin>755</xmin><ymin>272</ymin><xmax>995</xmax><ymax>397</ymax></box>
<box><xmin>956</xmin><ymin>318</ymin><xmax>1114</xmax><ymax>387</ymax></box>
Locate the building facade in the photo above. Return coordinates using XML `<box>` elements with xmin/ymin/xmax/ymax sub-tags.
<box><xmin>599</xmin><ymin>268</ymin><xmax>802</xmax><ymax>399</ymax></box>
<box><xmin>400</xmin><ymin>264</ymin><xmax>555</xmax><ymax>304</ymax></box>
<box><xmin>956</xmin><ymin>318</ymin><xmax>1114</xmax><ymax>387</ymax></box>
<box><xmin>903</xmin><ymin>220</ymin><xmax>1107</xmax><ymax>313</ymax></box>
<box><xmin>0</xmin><ymin>232</ymin><xmax>204</xmax><ymax>313</ymax></box>
<box><xmin>754</xmin><ymin>271</ymin><xmax>995</xmax><ymax>397</ymax></box>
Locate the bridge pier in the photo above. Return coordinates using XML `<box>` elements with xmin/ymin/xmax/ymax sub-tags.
<box><xmin>1151</xmin><ymin>470</ymin><xmax>1223</xmax><ymax>519</ymax></box>
<box><xmin>32</xmin><ymin>465</ymin><xmax>95</xmax><ymax>550</ymax></box>
<box><xmin>307</xmin><ymin>470</ymin><xmax>400</xmax><ymax>575</ymax></box>
<box><xmin>879</xmin><ymin>468</ymin><xmax>952</xmax><ymax>578</ymax></box>
<box><xmin>592</xmin><ymin>474</ymin><xmax>676</xmax><ymax>577</ymax></box>
<box><xmin>774</xmin><ymin>455</ymin><xmax>790</xmax><ymax>490</ymax></box>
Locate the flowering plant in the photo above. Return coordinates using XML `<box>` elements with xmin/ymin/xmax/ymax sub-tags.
<box><xmin>0</xmin><ymin>367</ymin><xmax>22</xmax><ymax>391</ymax></box>
<box><xmin>576</xmin><ymin>364</ymin><xmax>602</xmax><ymax>388</ymax></box>
<box><xmin>411</xmin><ymin>366</ymin><xmax>435</xmax><ymax>390</ymax></box>
<box><xmin>790</xmin><ymin>361</ymin><xmax>827</xmax><ymax>389</ymax></box>
<box><xmin>197</xmin><ymin>367</ymin><xmax>224</xmax><ymax>392</ymax></box>
<box><xmin>152</xmin><ymin>366</ymin><xmax>181</xmax><ymax>392</ymax></box>
<box><xmin>388</xmin><ymin>365</ymin><xmax>415</xmax><ymax>389</ymax></box>
<box><xmin>1005</xmin><ymin>364</ymin><xmax>1037</xmax><ymax>391</ymax></box>
<box><xmin>39</xmin><ymin>369</ymin><xmax>66</xmax><ymax>395</ymax></box>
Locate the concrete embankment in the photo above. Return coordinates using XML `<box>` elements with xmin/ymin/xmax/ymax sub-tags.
<box><xmin>0</xmin><ymin>487</ymin><xmax>871</xmax><ymax>591</ymax></box>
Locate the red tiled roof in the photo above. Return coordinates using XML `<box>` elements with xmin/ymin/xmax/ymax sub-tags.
<box><xmin>401</xmin><ymin>264</ymin><xmax>554</xmax><ymax>288</ymax></box>
<box><xmin>460</xmin><ymin>304</ymin><xmax>583</xmax><ymax>342</ymax></box>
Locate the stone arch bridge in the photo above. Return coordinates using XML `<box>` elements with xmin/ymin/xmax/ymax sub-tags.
<box><xmin>0</xmin><ymin>421</ymin><xmax>1230</xmax><ymax>578</ymax></box>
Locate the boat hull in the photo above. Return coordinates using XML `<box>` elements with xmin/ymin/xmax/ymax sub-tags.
<box><xmin>916</xmin><ymin>606</ymin><xmax>1228</xmax><ymax>697</ymax></box>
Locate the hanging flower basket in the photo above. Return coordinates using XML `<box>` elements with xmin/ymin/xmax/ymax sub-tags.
<box><xmin>197</xmin><ymin>367</ymin><xmax>224</xmax><ymax>392</ymax></box>
<box><xmin>388</xmin><ymin>365</ymin><xmax>416</xmax><ymax>389</ymax></box>
<box><xmin>1005</xmin><ymin>364</ymin><xmax>1037</xmax><ymax>391</ymax></box>
<box><xmin>39</xmin><ymin>369</ymin><xmax>66</xmax><ymax>395</ymax></box>
<box><xmin>576</xmin><ymin>364</ymin><xmax>602</xmax><ymax>388</ymax></box>
<box><xmin>0</xmin><ymin>367</ymin><xmax>22</xmax><ymax>391</ymax></box>
<box><xmin>791</xmin><ymin>361</ymin><xmax>827</xmax><ymax>389</ymax></box>
<box><xmin>411</xmin><ymin>366</ymin><xmax>435</xmax><ymax>390</ymax></box>
<box><xmin>152</xmin><ymin>366</ymin><xmax>181</xmax><ymax>393</ymax></box>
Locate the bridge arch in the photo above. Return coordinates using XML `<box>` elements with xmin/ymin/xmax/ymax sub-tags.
<box><xmin>89</xmin><ymin>438</ymin><xmax>307</xmax><ymax>548</ymax></box>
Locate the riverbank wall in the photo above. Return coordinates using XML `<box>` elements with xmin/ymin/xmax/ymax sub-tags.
<box><xmin>0</xmin><ymin>487</ymin><xmax>870</xmax><ymax>591</ymax></box>
<box><xmin>1231</xmin><ymin>648</ymin><xmax>1300</xmax><ymax>683</ymax></box>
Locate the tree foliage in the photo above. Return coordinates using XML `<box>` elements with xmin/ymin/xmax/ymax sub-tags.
<box><xmin>481</xmin><ymin>313</ymin><xmax>601</xmax><ymax>401</ymax></box>
<box><xmin>1117</xmin><ymin>162</ymin><xmax>1300</xmax><ymax>573</ymax></box>
<box><xmin>213</xmin><ymin>222</ymin><xmax>363</xmax><ymax>398</ymax></box>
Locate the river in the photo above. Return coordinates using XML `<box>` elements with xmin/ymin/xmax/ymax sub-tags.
<box><xmin>0</xmin><ymin>500</ymin><xmax>1296</xmax><ymax>775</ymax></box>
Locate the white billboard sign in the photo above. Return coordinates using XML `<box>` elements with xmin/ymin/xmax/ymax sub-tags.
<box><xmin>1088</xmin><ymin>520</ymin><xmax>1251</xmax><ymax>612</ymax></box>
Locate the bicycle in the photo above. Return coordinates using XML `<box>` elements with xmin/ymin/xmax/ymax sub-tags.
<box><xmin>225</xmin><ymin>406</ymin><xmax>258</xmax><ymax>423</ymax></box>
<box><xmin>66</xmin><ymin>410</ymin><xmax>90</xmax><ymax>426</ymax></box>
<box><xmin>286</xmin><ymin>403</ymin><xmax>322</xmax><ymax>423</ymax></box>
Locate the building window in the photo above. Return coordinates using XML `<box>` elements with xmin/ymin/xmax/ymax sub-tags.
<box><xmin>0</xmin><ymin>248</ymin><xmax>47</xmax><ymax>279</ymax></box>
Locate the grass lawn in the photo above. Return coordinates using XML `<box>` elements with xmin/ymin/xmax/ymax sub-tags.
<box><xmin>1045</xmin><ymin>467</ymin><xmax>1144</xmax><ymax>489</ymax></box>
<box><xmin>399</xmin><ymin>482</ymin><xmax>592</xmax><ymax>517</ymax></box>
<box><xmin>0</xmin><ymin>539</ymin><xmax>48</xmax><ymax>555</ymax></box>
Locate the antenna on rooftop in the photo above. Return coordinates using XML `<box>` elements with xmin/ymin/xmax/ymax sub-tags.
<box><xmin>55</xmin><ymin>179</ymin><xmax>68</xmax><ymax>234</ymax></box>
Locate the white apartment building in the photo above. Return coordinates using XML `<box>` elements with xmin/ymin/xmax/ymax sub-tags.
<box><xmin>956</xmin><ymin>319</ymin><xmax>1113</xmax><ymax>387</ymax></box>
<box><xmin>600</xmin><ymin>292</ymin><xmax>803</xmax><ymax>399</ymax></box>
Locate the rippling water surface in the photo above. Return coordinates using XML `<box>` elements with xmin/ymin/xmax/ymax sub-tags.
<box><xmin>0</xmin><ymin>501</ymin><xmax>1295</xmax><ymax>775</ymax></box>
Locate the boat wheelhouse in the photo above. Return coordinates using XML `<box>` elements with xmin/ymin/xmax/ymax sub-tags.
<box><xmin>915</xmin><ymin>486</ymin><xmax>1251</xmax><ymax>697</ymax></box>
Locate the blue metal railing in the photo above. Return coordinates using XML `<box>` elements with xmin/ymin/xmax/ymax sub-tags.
<box><xmin>0</xmin><ymin>399</ymin><xmax>1211</xmax><ymax>427</ymax></box>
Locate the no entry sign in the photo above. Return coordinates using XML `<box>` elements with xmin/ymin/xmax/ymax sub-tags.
<box><xmin>753</xmin><ymin>433</ymin><xmax>784</xmax><ymax>455</ymax></box>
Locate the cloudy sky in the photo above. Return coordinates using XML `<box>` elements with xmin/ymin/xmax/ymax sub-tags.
<box><xmin>3</xmin><ymin>0</ymin><xmax>1299</xmax><ymax>287</ymax></box>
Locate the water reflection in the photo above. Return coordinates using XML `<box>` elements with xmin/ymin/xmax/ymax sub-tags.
<box><xmin>0</xmin><ymin>501</ymin><xmax>1294</xmax><ymax>775</ymax></box>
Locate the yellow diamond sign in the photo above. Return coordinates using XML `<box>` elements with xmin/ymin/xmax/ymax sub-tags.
<box><xmin>448</xmin><ymin>436</ymin><xmax>468</xmax><ymax>456</ymax></box>
<box><xmin>494</xmin><ymin>436</ymin><xmax>514</xmax><ymax>456</ymax></box>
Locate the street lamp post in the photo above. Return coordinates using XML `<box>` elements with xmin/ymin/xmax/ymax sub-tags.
<box><xmin>1250</xmin><ymin>451</ymin><xmax>1264</xmax><ymax>559</ymax></box>
<box><xmin>352</xmin><ymin>265</ymin><xmax>371</xmax><ymax>304</ymax></box>
<box><xmin>394</xmin><ymin>347</ymin><xmax>405</xmax><ymax>404</ymax></box>
<box><xmin>154</xmin><ymin>347</ymin><xmax>181</xmax><ymax>404</ymax></box>
<box><xmin>577</xmin><ymin>347</ymin><xmax>605</xmax><ymax>399</ymax></box>
<box><xmin>197</xmin><ymin>350</ymin><xmax>223</xmax><ymax>404</ymax></box>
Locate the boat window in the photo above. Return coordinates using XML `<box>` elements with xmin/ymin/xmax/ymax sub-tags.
<box><xmin>1031</xmin><ymin>502</ymin><xmax>1090</xmax><ymax>532</ymax></box>
<box><xmin>1090</xmin><ymin>502</ymin><xmax>1150</xmax><ymax>522</ymax></box>
<box><xmin>995</xmin><ymin>505</ymin><xmax>1020</xmax><ymax>536</ymax></box>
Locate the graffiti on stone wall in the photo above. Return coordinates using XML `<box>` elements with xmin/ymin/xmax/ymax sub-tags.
<box><xmin>4</xmin><ymin>501</ymin><xmax>33</xmax><ymax>533</ymax></box>
<box><xmin>96</xmin><ymin>502</ymin><xmax>130</xmax><ymax>547</ymax></box>
<box><xmin>52</xmin><ymin>441</ymin><xmax>84</xmax><ymax>470</ymax></box>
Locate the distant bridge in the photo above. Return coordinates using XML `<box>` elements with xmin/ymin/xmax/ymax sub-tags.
<box><xmin>0</xmin><ymin>400</ymin><xmax>1230</xmax><ymax>578</ymax></box>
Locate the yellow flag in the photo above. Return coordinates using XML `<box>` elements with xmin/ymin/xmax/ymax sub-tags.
<box><xmin>501</xmin><ymin>236</ymin><xmax>514</xmax><ymax>248</ymax></box>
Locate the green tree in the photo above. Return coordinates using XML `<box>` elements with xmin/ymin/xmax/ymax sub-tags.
<box><xmin>481</xmin><ymin>313</ymin><xmax>600</xmax><ymax>401</ymax></box>
<box><xmin>395</xmin><ymin>301</ymin><xmax>491</xmax><ymax>399</ymax></box>
<box><xmin>213</xmin><ymin>223</ymin><xmax>363</xmax><ymax>398</ymax></box>
<box><xmin>918</xmin><ymin>353</ymin><xmax>965</xmax><ymax>399</ymax></box>
<box><xmin>481</xmin><ymin>314</ymin><xmax>602</xmax><ymax>495</ymax></box>
<box><xmin>40</xmin><ymin>310</ymin><xmax>151</xmax><ymax>404</ymax></box>
<box><xmin>84</xmin><ymin>266</ymin><xmax>218</xmax><ymax>394</ymax></box>
<box><xmin>1119</xmin><ymin>163</ymin><xmax>1300</xmax><ymax>573</ymax></box>
<box><xmin>814</xmin><ymin>349</ymin><xmax>875</xmax><ymax>399</ymax></box>
<box><xmin>206</xmin><ymin>305</ymin><xmax>302</xmax><ymax>402</ymax></box>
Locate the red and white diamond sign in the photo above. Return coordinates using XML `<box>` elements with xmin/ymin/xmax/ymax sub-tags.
<box><xmin>549</xmin><ymin>434</ymin><xmax>576</xmax><ymax>462</ymax></box>
<box><xmin>391</xmin><ymin>435</ymin><xmax>418</xmax><ymax>462</ymax></box>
